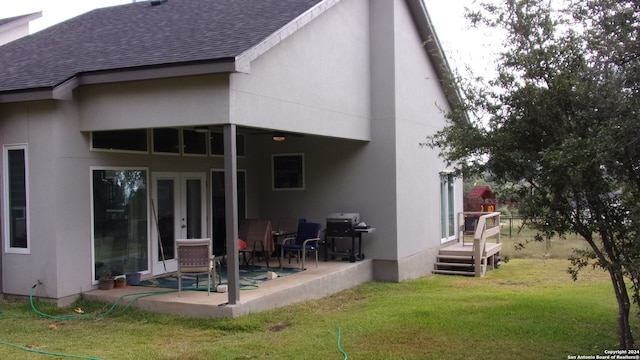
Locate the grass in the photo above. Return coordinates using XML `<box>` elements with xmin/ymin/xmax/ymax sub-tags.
<box><xmin>0</xmin><ymin>222</ymin><xmax>627</xmax><ymax>359</ymax></box>
<box><xmin>499</xmin><ymin>217</ymin><xmax>592</xmax><ymax>261</ymax></box>
<box><xmin>0</xmin><ymin>257</ymin><xmax>631</xmax><ymax>359</ymax></box>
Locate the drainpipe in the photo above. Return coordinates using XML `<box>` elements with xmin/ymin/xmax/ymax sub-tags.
<box><xmin>223</xmin><ymin>124</ymin><xmax>240</xmax><ymax>304</ymax></box>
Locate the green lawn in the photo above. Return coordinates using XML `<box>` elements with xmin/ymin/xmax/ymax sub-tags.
<box><xmin>0</xmin><ymin>257</ymin><xmax>629</xmax><ymax>359</ymax></box>
<box><xmin>499</xmin><ymin>217</ymin><xmax>593</xmax><ymax>260</ymax></box>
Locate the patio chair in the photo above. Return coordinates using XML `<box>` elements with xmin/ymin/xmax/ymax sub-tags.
<box><xmin>280</xmin><ymin>222</ymin><xmax>322</xmax><ymax>271</ymax></box>
<box><xmin>176</xmin><ymin>238</ymin><xmax>217</xmax><ymax>296</ymax></box>
<box><xmin>238</xmin><ymin>219</ymin><xmax>273</xmax><ymax>270</ymax></box>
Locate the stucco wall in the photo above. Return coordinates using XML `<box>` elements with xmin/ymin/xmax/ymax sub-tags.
<box><xmin>79</xmin><ymin>74</ymin><xmax>231</xmax><ymax>131</ymax></box>
<box><xmin>230</xmin><ymin>0</ymin><xmax>371</xmax><ymax>141</ymax></box>
<box><xmin>1</xmin><ymin>100</ymin><xmax>64</xmax><ymax>299</ymax></box>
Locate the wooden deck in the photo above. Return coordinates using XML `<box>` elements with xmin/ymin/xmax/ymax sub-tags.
<box><xmin>433</xmin><ymin>211</ymin><xmax>503</xmax><ymax>277</ymax></box>
<box><xmin>433</xmin><ymin>242</ymin><xmax>502</xmax><ymax>276</ymax></box>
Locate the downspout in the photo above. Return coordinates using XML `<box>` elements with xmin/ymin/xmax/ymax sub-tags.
<box><xmin>223</xmin><ymin>124</ymin><xmax>240</xmax><ymax>304</ymax></box>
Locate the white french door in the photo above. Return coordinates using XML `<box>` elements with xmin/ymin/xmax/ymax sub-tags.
<box><xmin>151</xmin><ymin>172</ymin><xmax>206</xmax><ymax>275</ymax></box>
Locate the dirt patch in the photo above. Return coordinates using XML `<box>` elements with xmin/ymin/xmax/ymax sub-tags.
<box><xmin>269</xmin><ymin>322</ymin><xmax>292</xmax><ymax>332</ymax></box>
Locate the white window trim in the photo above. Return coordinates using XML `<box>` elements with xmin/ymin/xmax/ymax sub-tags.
<box><xmin>3</xmin><ymin>144</ymin><xmax>30</xmax><ymax>254</ymax></box>
<box><xmin>440</xmin><ymin>171</ymin><xmax>457</xmax><ymax>244</ymax></box>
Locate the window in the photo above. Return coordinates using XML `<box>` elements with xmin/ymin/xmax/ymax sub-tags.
<box><xmin>210</xmin><ymin>132</ymin><xmax>246</xmax><ymax>157</ymax></box>
<box><xmin>92</xmin><ymin>168</ymin><xmax>148</xmax><ymax>280</ymax></box>
<box><xmin>272</xmin><ymin>154</ymin><xmax>304</xmax><ymax>190</ymax></box>
<box><xmin>152</xmin><ymin>128</ymin><xmax>180</xmax><ymax>154</ymax></box>
<box><xmin>182</xmin><ymin>129</ymin><xmax>208</xmax><ymax>156</ymax></box>
<box><xmin>440</xmin><ymin>173</ymin><xmax>456</xmax><ymax>242</ymax></box>
<box><xmin>210</xmin><ymin>169</ymin><xmax>246</xmax><ymax>256</ymax></box>
<box><xmin>4</xmin><ymin>145</ymin><xmax>29</xmax><ymax>252</ymax></box>
<box><xmin>91</xmin><ymin>129</ymin><xmax>148</xmax><ymax>153</ymax></box>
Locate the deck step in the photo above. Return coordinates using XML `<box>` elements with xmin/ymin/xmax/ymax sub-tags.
<box><xmin>432</xmin><ymin>269</ymin><xmax>475</xmax><ymax>276</ymax></box>
<box><xmin>436</xmin><ymin>255</ymin><xmax>473</xmax><ymax>261</ymax></box>
<box><xmin>435</xmin><ymin>262</ymin><xmax>473</xmax><ymax>268</ymax></box>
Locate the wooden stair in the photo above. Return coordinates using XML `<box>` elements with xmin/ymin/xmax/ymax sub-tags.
<box><xmin>433</xmin><ymin>254</ymin><xmax>477</xmax><ymax>276</ymax></box>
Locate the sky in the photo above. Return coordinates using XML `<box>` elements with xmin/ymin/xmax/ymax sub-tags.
<box><xmin>0</xmin><ymin>0</ymin><xmax>495</xmax><ymax>75</ymax></box>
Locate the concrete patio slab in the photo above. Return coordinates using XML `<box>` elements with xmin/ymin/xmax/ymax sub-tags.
<box><xmin>83</xmin><ymin>259</ymin><xmax>374</xmax><ymax>318</ymax></box>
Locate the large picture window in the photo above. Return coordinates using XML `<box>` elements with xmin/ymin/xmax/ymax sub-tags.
<box><xmin>440</xmin><ymin>173</ymin><xmax>456</xmax><ymax>242</ymax></box>
<box><xmin>4</xmin><ymin>145</ymin><xmax>29</xmax><ymax>253</ymax></box>
<box><xmin>272</xmin><ymin>154</ymin><xmax>304</xmax><ymax>190</ymax></box>
<box><xmin>92</xmin><ymin>168</ymin><xmax>148</xmax><ymax>280</ymax></box>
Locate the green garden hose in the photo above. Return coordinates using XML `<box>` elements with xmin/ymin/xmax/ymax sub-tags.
<box><xmin>1</xmin><ymin>282</ymin><xmax>258</xmax><ymax>358</ymax></box>
<box><xmin>0</xmin><ymin>340</ymin><xmax>103</xmax><ymax>360</ymax></box>
<box><xmin>337</xmin><ymin>323</ymin><xmax>348</xmax><ymax>359</ymax></box>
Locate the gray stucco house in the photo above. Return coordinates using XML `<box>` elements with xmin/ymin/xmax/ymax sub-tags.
<box><xmin>0</xmin><ymin>0</ymin><xmax>462</xmax><ymax>306</ymax></box>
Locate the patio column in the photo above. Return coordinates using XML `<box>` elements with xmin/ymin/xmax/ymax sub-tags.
<box><xmin>224</xmin><ymin>124</ymin><xmax>240</xmax><ymax>304</ymax></box>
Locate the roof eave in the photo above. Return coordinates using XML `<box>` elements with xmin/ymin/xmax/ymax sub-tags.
<box><xmin>0</xmin><ymin>12</ymin><xmax>43</xmax><ymax>32</ymax></box>
<box><xmin>0</xmin><ymin>58</ymin><xmax>239</xmax><ymax>104</ymax></box>
<box><xmin>236</xmin><ymin>0</ymin><xmax>340</xmax><ymax>69</ymax></box>
<box><xmin>404</xmin><ymin>0</ymin><xmax>466</xmax><ymax>119</ymax></box>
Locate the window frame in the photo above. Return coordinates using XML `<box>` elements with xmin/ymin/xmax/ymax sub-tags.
<box><xmin>440</xmin><ymin>172</ymin><xmax>457</xmax><ymax>244</ymax></box>
<box><xmin>181</xmin><ymin>129</ymin><xmax>208</xmax><ymax>157</ymax></box>
<box><xmin>90</xmin><ymin>129</ymin><xmax>149</xmax><ymax>154</ymax></box>
<box><xmin>90</xmin><ymin>166</ymin><xmax>149</xmax><ymax>283</ymax></box>
<box><xmin>3</xmin><ymin>144</ymin><xmax>30</xmax><ymax>254</ymax></box>
<box><xmin>151</xmin><ymin>128</ymin><xmax>181</xmax><ymax>155</ymax></box>
<box><xmin>272</xmin><ymin>153</ymin><xmax>305</xmax><ymax>191</ymax></box>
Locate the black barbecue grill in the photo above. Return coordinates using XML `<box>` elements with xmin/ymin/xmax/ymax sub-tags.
<box><xmin>325</xmin><ymin>212</ymin><xmax>359</xmax><ymax>237</ymax></box>
<box><xmin>324</xmin><ymin>213</ymin><xmax>366</xmax><ymax>262</ymax></box>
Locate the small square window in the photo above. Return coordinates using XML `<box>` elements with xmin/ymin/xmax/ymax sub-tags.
<box><xmin>272</xmin><ymin>154</ymin><xmax>304</xmax><ymax>190</ymax></box>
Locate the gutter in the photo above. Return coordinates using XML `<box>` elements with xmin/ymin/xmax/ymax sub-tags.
<box><xmin>0</xmin><ymin>58</ymin><xmax>238</xmax><ymax>104</ymax></box>
<box><xmin>404</xmin><ymin>0</ymin><xmax>465</xmax><ymax>115</ymax></box>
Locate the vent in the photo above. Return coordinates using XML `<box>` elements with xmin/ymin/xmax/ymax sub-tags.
<box><xmin>150</xmin><ymin>0</ymin><xmax>168</xmax><ymax>6</ymax></box>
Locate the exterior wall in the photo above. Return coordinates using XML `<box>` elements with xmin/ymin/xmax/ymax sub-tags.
<box><xmin>235</xmin><ymin>0</ymin><xmax>399</xmax><ymax>264</ymax></box>
<box><xmin>368</xmin><ymin>0</ymin><xmax>463</xmax><ymax>281</ymax></box>
<box><xmin>230</xmin><ymin>0</ymin><xmax>371</xmax><ymax>141</ymax></box>
<box><xmin>1</xmin><ymin>100</ymin><xmax>66</xmax><ymax>301</ymax></box>
<box><xmin>393</xmin><ymin>0</ymin><xmax>458</xmax><ymax>278</ymax></box>
<box><xmin>0</xmin><ymin>94</ymin><xmax>241</xmax><ymax>302</ymax></box>
<box><xmin>78</xmin><ymin>75</ymin><xmax>231</xmax><ymax>131</ymax></box>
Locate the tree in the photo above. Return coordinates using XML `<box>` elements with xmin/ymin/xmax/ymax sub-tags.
<box><xmin>427</xmin><ymin>0</ymin><xmax>640</xmax><ymax>349</ymax></box>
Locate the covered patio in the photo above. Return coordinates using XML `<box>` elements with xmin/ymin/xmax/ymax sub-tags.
<box><xmin>84</xmin><ymin>259</ymin><xmax>373</xmax><ymax>318</ymax></box>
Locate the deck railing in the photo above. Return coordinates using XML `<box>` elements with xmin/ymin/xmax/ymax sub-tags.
<box><xmin>457</xmin><ymin>211</ymin><xmax>502</xmax><ymax>276</ymax></box>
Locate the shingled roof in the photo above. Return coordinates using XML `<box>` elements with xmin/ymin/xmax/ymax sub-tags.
<box><xmin>0</xmin><ymin>0</ymin><xmax>324</xmax><ymax>98</ymax></box>
<box><xmin>0</xmin><ymin>0</ymin><xmax>459</xmax><ymax>110</ymax></box>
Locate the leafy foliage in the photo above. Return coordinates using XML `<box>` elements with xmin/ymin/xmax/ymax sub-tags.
<box><xmin>427</xmin><ymin>0</ymin><xmax>640</xmax><ymax>349</ymax></box>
